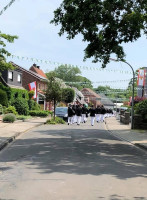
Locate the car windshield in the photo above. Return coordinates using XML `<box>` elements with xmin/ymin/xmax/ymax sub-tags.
<box><xmin>55</xmin><ymin>107</ymin><xmax>68</xmax><ymax>114</ymax></box>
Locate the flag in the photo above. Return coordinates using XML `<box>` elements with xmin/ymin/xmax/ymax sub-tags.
<box><xmin>137</xmin><ymin>69</ymin><xmax>145</xmax><ymax>86</ymax></box>
<box><xmin>28</xmin><ymin>81</ymin><xmax>37</xmax><ymax>99</ymax></box>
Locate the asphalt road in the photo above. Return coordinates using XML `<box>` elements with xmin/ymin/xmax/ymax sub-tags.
<box><xmin>0</xmin><ymin>120</ymin><xmax>147</xmax><ymax>200</ymax></box>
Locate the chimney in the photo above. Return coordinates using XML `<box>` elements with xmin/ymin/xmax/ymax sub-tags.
<box><xmin>33</xmin><ymin>63</ymin><xmax>37</xmax><ymax>67</ymax></box>
<box><xmin>37</xmin><ymin>66</ymin><xmax>40</xmax><ymax>69</ymax></box>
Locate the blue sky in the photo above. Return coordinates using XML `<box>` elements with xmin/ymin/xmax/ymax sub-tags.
<box><xmin>1</xmin><ymin>0</ymin><xmax>147</xmax><ymax>89</ymax></box>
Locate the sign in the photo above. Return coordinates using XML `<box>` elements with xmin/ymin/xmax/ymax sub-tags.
<box><xmin>28</xmin><ymin>81</ymin><xmax>37</xmax><ymax>99</ymax></box>
<box><xmin>137</xmin><ymin>69</ymin><xmax>145</xmax><ymax>86</ymax></box>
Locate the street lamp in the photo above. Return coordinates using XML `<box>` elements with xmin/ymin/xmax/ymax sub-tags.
<box><xmin>109</xmin><ymin>58</ymin><xmax>135</xmax><ymax>129</ymax></box>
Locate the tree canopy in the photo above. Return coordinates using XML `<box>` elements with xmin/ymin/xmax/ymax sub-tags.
<box><xmin>51</xmin><ymin>0</ymin><xmax>147</xmax><ymax>67</ymax></box>
<box><xmin>62</xmin><ymin>88</ymin><xmax>75</xmax><ymax>104</ymax></box>
<box><xmin>54</xmin><ymin>64</ymin><xmax>81</xmax><ymax>82</ymax></box>
<box><xmin>0</xmin><ymin>31</ymin><xmax>18</xmax><ymax>71</ymax></box>
<box><xmin>46</xmin><ymin>64</ymin><xmax>93</xmax><ymax>90</ymax></box>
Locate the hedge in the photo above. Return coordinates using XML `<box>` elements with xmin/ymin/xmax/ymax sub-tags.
<box><xmin>0</xmin><ymin>89</ymin><xmax>8</xmax><ymax>106</ymax></box>
<box><xmin>12</xmin><ymin>98</ymin><xmax>29</xmax><ymax>116</ymax></box>
<box><xmin>29</xmin><ymin>110</ymin><xmax>49</xmax><ymax>117</ymax></box>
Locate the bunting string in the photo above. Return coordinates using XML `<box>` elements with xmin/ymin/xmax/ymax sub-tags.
<box><xmin>8</xmin><ymin>54</ymin><xmax>134</xmax><ymax>74</ymax></box>
<box><xmin>0</xmin><ymin>0</ymin><xmax>16</xmax><ymax>16</ymax></box>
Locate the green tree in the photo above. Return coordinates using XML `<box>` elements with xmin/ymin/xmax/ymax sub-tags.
<box><xmin>62</xmin><ymin>88</ymin><xmax>75</xmax><ymax>104</ymax></box>
<box><xmin>45</xmin><ymin>72</ymin><xmax>63</xmax><ymax>119</ymax></box>
<box><xmin>0</xmin><ymin>31</ymin><xmax>18</xmax><ymax>71</ymax></box>
<box><xmin>52</xmin><ymin>65</ymin><xmax>81</xmax><ymax>82</ymax></box>
<box><xmin>46</xmin><ymin>65</ymin><xmax>93</xmax><ymax>90</ymax></box>
<box><xmin>51</xmin><ymin>0</ymin><xmax>147</xmax><ymax>67</ymax></box>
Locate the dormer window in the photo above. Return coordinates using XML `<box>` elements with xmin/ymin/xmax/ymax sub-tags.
<box><xmin>17</xmin><ymin>74</ymin><xmax>21</xmax><ymax>83</ymax></box>
<box><xmin>8</xmin><ymin>71</ymin><xmax>13</xmax><ymax>81</ymax></box>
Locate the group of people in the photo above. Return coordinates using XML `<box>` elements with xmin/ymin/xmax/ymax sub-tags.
<box><xmin>68</xmin><ymin>104</ymin><xmax>114</xmax><ymax>126</ymax></box>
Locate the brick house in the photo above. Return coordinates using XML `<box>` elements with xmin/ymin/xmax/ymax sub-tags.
<box><xmin>81</xmin><ymin>88</ymin><xmax>101</xmax><ymax>107</ymax></box>
<box><xmin>10</xmin><ymin>62</ymin><xmax>52</xmax><ymax>110</ymax></box>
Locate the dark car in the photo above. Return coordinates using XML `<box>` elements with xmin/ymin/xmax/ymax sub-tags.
<box><xmin>55</xmin><ymin>107</ymin><xmax>68</xmax><ymax>121</ymax></box>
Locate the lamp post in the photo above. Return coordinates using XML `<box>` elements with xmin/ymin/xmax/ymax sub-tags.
<box><xmin>109</xmin><ymin>58</ymin><xmax>135</xmax><ymax>129</ymax></box>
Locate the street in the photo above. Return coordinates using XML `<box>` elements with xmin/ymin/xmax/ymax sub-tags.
<box><xmin>0</xmin><ymin>120</ymin><xmax>147</xmax><ymax>200</ymax></box>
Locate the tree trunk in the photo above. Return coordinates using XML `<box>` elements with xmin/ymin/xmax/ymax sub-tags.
<box><xmin>53</xmin><ymin>99</ymin><xmax>56</xmax><ymax>120</ymax></box>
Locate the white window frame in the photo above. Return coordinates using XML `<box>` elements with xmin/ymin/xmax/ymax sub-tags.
<box><xmin>17</xmin><ymin>74</ymin><xmax>21</xmax><ymax>83</ymax></box>
<box><xmin>8</xmin><ymin>71</ymin><xmax>13</xmax><ymax>80</ymax></box>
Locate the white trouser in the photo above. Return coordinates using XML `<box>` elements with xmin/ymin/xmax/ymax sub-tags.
<box><xmin>77</xmin><ymin>116</ymin><xmax>81</xmax><ymax>125</ymax></box>
<box><xmin>72</xmin><ymin>115</ymin><xmax>77</xmax><ymax>123</ymax></box>
<box><xmin>68</xmin><ymin>117</ymin><xmax>73</xmax><ymax>124</ymax></box>
<box><xmin>81</xmin><ymin>114</ymin><xmax>86</xmax><ymax>123</ymax></box>
<box><xmin>96</xmin><ymin>114</ymin><xmax>101</xmax><ymax>122</ymax></box>
<box><xmin>91</xmin><ymin>117</ymin><xmax>95</xmax><ymax>126</ymax></box>
<box><xmin>101</xmin><ymin>114</ymin><xmax>104</xmax><ymax>122</ymax></box>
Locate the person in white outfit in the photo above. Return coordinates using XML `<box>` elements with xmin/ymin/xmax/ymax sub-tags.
<box><xmin>89</xmin><ymin>105</ymin><xmax>96</xmax><ymax>126</ymax></box>
<box><xmin>76</xmin><ymin>105</ymin><xmax>82</xmax><ymax>125</ymax></box>
<box><xmin>95</xmin><ymin>105</ymin><xmax>101</xmax><ymax>123</ymax></box>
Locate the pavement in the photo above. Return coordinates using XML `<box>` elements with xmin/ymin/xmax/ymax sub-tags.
<box><xmin>105</xmin><ymin>117</ymin><xmax>147</xmax><ymax>151</ymax></box>
<box><xmin>0</xmin><ymin>117</ymin><xmax>48</xmax><ymax>151</ymax></box>
<box><xmin>0</xmin><ymin>115</ymin><xmax>147</xmax><ymax>152</ymax></box>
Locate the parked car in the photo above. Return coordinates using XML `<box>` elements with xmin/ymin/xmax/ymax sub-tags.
<box><xmin>55</xmin><ymin>107</ymin><xmax>68</xmax><ymax>121</ymax></box>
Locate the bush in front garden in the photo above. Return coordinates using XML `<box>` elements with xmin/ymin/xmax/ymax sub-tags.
<box><xmin>45</xmin><ymin>117</ymin><xmax>65</xmax><ymax>124</ymax></box>
<box><xmin>0</xmin><ymin>89</ymin><xmax>8</xmax><ymax>106</ymax></box>
<box><xmin>5</xmin><ymin>106</ymin><xmax>18</xmax><ymax>115</ymax></box>
<box><xmin>29</xmin><ymin>110</ymin><xmax>49</xmax><ymax>117</ymax></box>
<box><xmin>3</xmin><ymin>113</ymin><xmax>16</xmax><ymax>123</ymax></box>
<box><xmin>135</xmin><ymin>99</ymin><xmax>147</xmax><ymax>119</ymax></box>
<box><xmin>12</xmin><ymin>98</ymin><xmax>29</xmax><ymax>116</ymax></box>
<box><xmin>28</xmin><ymin>90</ymin><xmax>35</xmax><ymax>100</ymax></box>
<box><xmin>28</xmin><ymin>100</ymin><xmax>40</xmax><ymax>111</ymax></box>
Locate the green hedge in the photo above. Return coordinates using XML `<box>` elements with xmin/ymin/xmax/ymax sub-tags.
<box><xmin>135</xmin><ymin>99</ymin><xmax>147</xmax><ymax>117</ymax></box>
<box><xmin>0</xmin><ymin>83</ymin><xmax>11</xmax><ymax>101</ymax></box>
<box><xmin>12</xmin><ymin>98</ymin><xmax>29</xmax><ymax>116</ymax></box>
<box><xmin>10</xmin><ymin>88</ymin><xmax>29</xmax><ymax>103</ymax></box>
<box><xmin>28</xmin><ymin>100</ymin><xmax>40</xmax><ymax>111</ymax></box>
<box><xmin>29</xmin><ymin>110</ymin><xmax>49</xmax><ymax>117</ymax></box>
<box><xmin>0</xmin><ymin>89</ymin><xmax>8</xmax><ymax>106</ymax></box>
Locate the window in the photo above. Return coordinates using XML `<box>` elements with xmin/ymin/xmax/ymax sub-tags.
<box><xmin>17</xmin><ymin>74</ymin><xmax>21</xmax><ymax>83</ymax></box>
<box><xmin>8</xmin><ymin>71</ymin><xmax>13</xmax><ymax>80</ymax></box>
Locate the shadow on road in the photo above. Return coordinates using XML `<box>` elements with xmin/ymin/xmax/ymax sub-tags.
<box><xmin>0</xmin><ymin>126</ymin><xmax>147</xmax><ymax>180</ymax></box>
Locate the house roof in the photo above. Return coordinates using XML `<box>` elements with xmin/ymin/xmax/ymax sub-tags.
<box><xmin>30</xmin><ymin>65</ymin><xmax>47</xmax><ymax>79</ymax></box>
<box><xmin>81</xmin><ymin>88</ymin><xmax>101</xmax><ymax>99</ymax></box>
<box><xmin>10</xmin><ymin>62</ymin><xmax>48</xmax><ymax>81</ymax></box>
<box><xmin>98</xmin><ymin>93</ymin><xmax>114</xmax><ymax>106</ymax></box>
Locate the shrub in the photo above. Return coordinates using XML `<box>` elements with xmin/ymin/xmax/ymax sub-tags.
<box><xmin>28</xmin><ymin>100</ymin><xmax>40</xmax><ymax>111</ymax></box>
<box><xmin>0</xmin><ymin>83</ymin><xmax>11</xmax><ymax>101</ymax></box>
<box><xmin>5</xmin><ymin>106</ymin><xmax>18</xmax><ymax>115</ymax></box>
<box><xmin>0</xmin><ymin>89</ymin><xmax>8</xmax><ymax>106</ymax></box>
<box><xmin>135</xmin><ymin>99</ymin><xmax>147</xmax><ymax>118</ymax></box>
<box><xmin>3</xmin><ymin>113</ymin><xmax>16</xmax><ymax>123</ymax></box>
<box><xmin>45</xmin><ymin>117</ymin><xmax>65</xmax><ymax>124</ymax></box>
<box><xmin>28</xmin><ymin>90</ymin><xmax>35</xmax><ymax>100</ymax></box>
<box><xmin>29</xmin><ymin>110</ymin><xmax>49</xmax><ymax>117</ymax></box>
<box><xmin>12</xmin><ymin>98</ymin><xmax>29</xmax><ymax>116</ymax></box>
<box><xmin>0</xmin><ymin>104</ymin><xmax>3</xmax><ymax>115</ymax></box>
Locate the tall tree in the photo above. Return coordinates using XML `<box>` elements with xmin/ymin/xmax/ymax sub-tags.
<box><xmin>51</xmin><ymin>0</ymin><xmax>147</xmax><ymax>67</ymax></box>
<box><xmin>45</xmin><ymin>72</ymin><xmax>63</xmax><ymax>119</ymax></box>
<box><xmin>53</xmin><ymin>65</ymin><xmax>81</xmax><ymax>82</ymax></box>
<box><xmin>0</xmin><ymin>31</ymin><xmax>18</xmax><ymax>71</ymax></box>
<box><xmin>46</xmin><ymin>65</ymin><xmax>93</xmax><ymax>90</ymax></box>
